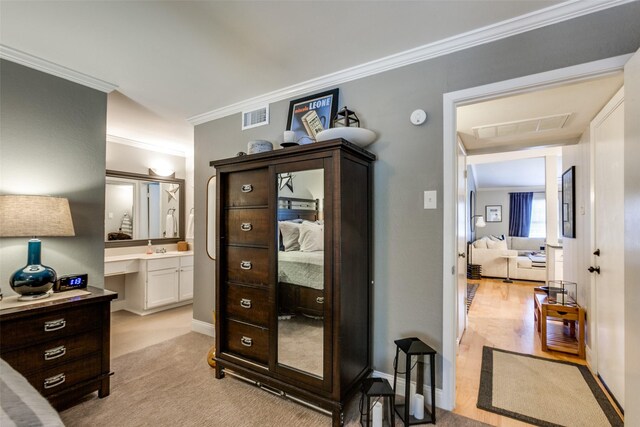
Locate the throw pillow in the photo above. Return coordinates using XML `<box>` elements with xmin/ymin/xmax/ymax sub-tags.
<box><xmin>473</xmin><ymin>239</ymin><xmax>488</xmax><ymax>249</ymax></box>
<box><xmin>279</xmin><ymin>221</ymin><xmax>301</xmax><ymax>252</ymax></box>
<box><xmin>487</xmin><ymin>239</ymin><xmax>508</xmax><ymax>250</ymax></box>
<box><xmin>299</xmin><ymin>220</ymin><xmax>324</xmax><ymax>252</ymax></box>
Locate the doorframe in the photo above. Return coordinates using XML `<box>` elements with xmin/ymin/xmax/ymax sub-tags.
<box><xmin>441</xmin><ymin>53</ymin><xmax>632</xmax><ymax>411</ymax></box>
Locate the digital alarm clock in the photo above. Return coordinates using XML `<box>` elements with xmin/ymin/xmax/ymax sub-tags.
<box><xmin>54</xmin><ymin>273</ymin><xmax>88</xmax><ymax>292</ymax></box>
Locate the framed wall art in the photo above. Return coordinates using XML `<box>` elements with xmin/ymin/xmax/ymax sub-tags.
<box><xmin>286</xmin><ymin>89</ymin><xmax>339</xmax><ymax>143</ymax></box>
<box><xmin>562</xmin><ymin>166</ymin><xmax>576</xmax><ymax>238</ymax></box>
<box><xmin>485</xmin><ymin>205</ymin><xmax>502</xmax><ymax>222</ymax></box>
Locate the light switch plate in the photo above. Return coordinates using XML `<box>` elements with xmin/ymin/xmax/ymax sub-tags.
<box><xmin>424</xmin><ymin>191</ymin><xmax>437</xmax><ymax>209</ymax></box>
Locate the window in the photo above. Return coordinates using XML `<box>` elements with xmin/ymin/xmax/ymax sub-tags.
<box><xmin>529</xmin><ymin>193</ymin><xmax>546</xmax><ymax>238</ymax></box>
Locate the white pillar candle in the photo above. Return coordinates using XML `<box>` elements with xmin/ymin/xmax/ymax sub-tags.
<box><xmin>414</xmin><ymin>394</ymin><xmax>425</xmax><ymax>420</ymax></box>
<box><xmin>372</xmin><ymin>401</ymin><xmax>383</xmax><ymax>427</ymax></box>
<box><xmin>283</xmin><ymin>130</ymin><xmax>296</xmax><ymax>143</ymax></box>
<box><xmin>409</xmin><ymin>382</ymin><xmax>416</xmax><ymax>415</ymax></box>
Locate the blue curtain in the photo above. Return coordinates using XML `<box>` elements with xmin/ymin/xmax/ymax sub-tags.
<box><xmin>509</xmin><ymin>192</ymin><xmax>533</xmax><ymax>237</ymax></box>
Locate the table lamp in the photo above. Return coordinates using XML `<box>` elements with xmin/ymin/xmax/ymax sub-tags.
<box><xmin>0</xmin><ymin>195</ymin><xmax>75</xmax><ymax>300</ymax></box>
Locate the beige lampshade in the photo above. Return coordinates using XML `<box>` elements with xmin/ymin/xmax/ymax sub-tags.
<box><xmin>0</xmin><ymin>195</ymin><xmax>75</xmax><ymax>237</ymax></box>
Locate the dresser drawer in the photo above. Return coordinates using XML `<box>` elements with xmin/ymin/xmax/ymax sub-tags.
<box><xmin>2</xmin><ymin>330</ymin><xmax>102</xmax><ymax>374</ymax></box>
<box><xmin>225</xmin><ymin>320</ymin><xmax>269</xmax><ymax>365</ymax></box>
<box><xmin>28</xmin><ymin>353</ymin><xmax>102</xmax><ymax>396</ymax></box>
<box><xmin>226</xmin><ymin>208</ymin><xmax>270</xmax><ymax>246</ymax></box>
<box><xmin>226</xmin><ymin>246</ymin><xmax>269</xmax><ymax>286</ymax></box>
<box><xmin>1</xmin><ymin>305</ymin><xmax>101</xmax><ymax>349</ymax></box>
<box><xmin>226</xmin><ymin>284</ymin><xmax>269</xmax><ymax>327</ymax></box>
<box><xmin>225</xmin><ymin>169</ymin><xmax>268</xmax><ymax>207</ymax></box>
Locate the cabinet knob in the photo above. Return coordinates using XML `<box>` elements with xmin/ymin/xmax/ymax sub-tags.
<box><xmin>241</xmin><ymin>184</ymin><xmax>253</xmax><ymax>193</ymax></box>
<box><xmin>240</xmin><ymin>261</ymin><xmax>252</xmax><ymax>270</ymax></box>
<box><xmin>240</xmin><ymin>336</ymin><xmax>253</xmax><ymax>347</ymax></box>
<box><xmin>44</xmin><ymin>345</ymin><xmax>67</xmax><ymax>361</ymax></box>
<box><xmin>43</xmin><ymin>373</ymin><xmax>66</xmax><ymax>389</ymax></box>
<box><xmin>240</xmin><ymin>223</ymin><xmax>253</xmax><ymax>232</ymax></box>
<box><xmin>240</xmin><ymin>298</ymin><xmax>252</xmax><ymax>309</ymax></box>
<box><xmin>44</xmin><ymin>318</ymin><xmax>66</xmax><ymax>332</ymax></box>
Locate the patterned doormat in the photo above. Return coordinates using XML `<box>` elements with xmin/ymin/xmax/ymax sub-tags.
<box><xmin>467</xmin><ymin>283</ymin><xmax>479</xmax><ymax>313</ymax></box>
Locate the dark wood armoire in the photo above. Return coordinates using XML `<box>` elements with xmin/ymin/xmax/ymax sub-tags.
<box><xmin>210</xmin><ymin>139</ymin><xmax>375</xmax><ymax>425</ymax></box>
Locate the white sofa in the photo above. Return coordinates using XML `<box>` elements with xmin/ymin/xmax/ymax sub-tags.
<box><xmin>470</xmin><ymin>236</ymin><xmax>546</xmax><ymax>282</ymax></box>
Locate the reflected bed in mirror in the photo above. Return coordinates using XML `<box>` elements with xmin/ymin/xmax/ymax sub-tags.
<box><xmin>105</xmin><ymin>170</ymin><xmax>185</xmax><ymax>248</ymax></box>
<box><xmin>276</xmin><ymin>169</ymin><xmax>325</xmax><ymax>378</ymax></box>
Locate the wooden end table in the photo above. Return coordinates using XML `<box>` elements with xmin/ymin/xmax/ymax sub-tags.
<box><xmin>534</xmin><ymin>291</ymin><xmax>585</xmax><ymax>359</ymax></box>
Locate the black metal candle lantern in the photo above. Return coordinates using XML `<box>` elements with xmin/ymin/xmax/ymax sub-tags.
<box><xmin>333</xmin><ymin>106</ymin><xmax>360</xmax><ymax>128</ymax></box>
<box><xmin>360</xmin><ymin>377</ymin><xmax>395</xmax><ymax>427</ymax></box>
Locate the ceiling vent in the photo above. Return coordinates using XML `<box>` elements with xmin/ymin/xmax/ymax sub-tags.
<box><xmin>242</xmin><ymin>105</ymin><xmax>269</xmax><ymax>130</ymax></box>
<box><xmin>472</xmin><ymin>113</ymin><xmax>572</xmax><ymax>140</ymax></box>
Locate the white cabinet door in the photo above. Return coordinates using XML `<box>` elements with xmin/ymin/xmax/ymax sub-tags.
<box><xmin>146</xmin><ymin>268</ymin><xmax>179</xmax><ymax>309</ymax></box>
<box><xmin>179</xmin><ymin>264</ymin><xmax>194</xmax><ymax>301</ymax></box>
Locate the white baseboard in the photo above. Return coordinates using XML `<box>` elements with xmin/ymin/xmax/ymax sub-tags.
<box><xmin>192</xmin><ymin>319</ymin><xmax>215</xmax><ymax>337</ymax></box>
<box><xmin>373</xmin><ymin>370</ymin><xmax>443</xmax><ymax>409</ymax></box>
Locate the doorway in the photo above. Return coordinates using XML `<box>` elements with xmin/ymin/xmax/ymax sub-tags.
<box><xmin>441</xmin><ymin>53</ymin><xmax>633</xmax><ymax>412</ymax></box>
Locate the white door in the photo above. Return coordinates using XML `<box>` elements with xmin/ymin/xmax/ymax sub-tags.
<box><xmin>147</xmin><ymin>268</ymin><xmax>179</xmax><ymax>309</ymax></box>
<box><xmin>179</xmin><ymin>264</ymin><xmax>194</xmax><ymax>301</ymax></box>
<box><xmin>456</xmin><ymin>142</ymin><xmax>468</xmax><ymax>345</ymax></box>
<box><xmin>592</xmin><ymin>87</ymin><xmax>625</xmax><ymax>409</ymax></box>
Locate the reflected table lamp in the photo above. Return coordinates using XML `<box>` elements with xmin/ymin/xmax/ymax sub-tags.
<box><xmin>0</xmin><ymin>195</ymin><xmax>75</xmax><ymax>300</ymax></box>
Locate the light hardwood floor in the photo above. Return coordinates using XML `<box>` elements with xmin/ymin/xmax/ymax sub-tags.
<box><xmin>110</xmin><ymin>304</ymin><xmax>193</xmax><ymax>359</ymax></box>
<box><xmin>453</xmin><ymin>277</ymin><xmax>620</xmax><ymax>426</ymax></box>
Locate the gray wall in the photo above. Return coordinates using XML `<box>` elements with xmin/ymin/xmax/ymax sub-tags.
<box><xmin>193</xmin><ymin>3</ymin><xmax>640</xmax><ymax>382</ymax></box>
<box><xmin>0</xmin><ymin>59</ymin><xmax>107</xmax><ymax>294</ymax></box>
<box><xmin>475</xmin><ymin>189</ymin><xmax>512</xmax><ymax>238</ymax></box>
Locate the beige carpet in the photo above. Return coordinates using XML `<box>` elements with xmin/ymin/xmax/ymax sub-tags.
<box><xmin>61</xmin><ymin>332</ymin><xmax>488</xmax><ymax>426</ymax></box>
<box><xmin>478</xmin><ymin>346</ymin><xmax>623</xmax><ymax>427</ymax></box>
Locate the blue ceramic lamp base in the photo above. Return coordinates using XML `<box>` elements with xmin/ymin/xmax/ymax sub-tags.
<box><xmin>9</xmin><ymin>239</ymin><xmax>56</xmax><ymax>301</ymax></box>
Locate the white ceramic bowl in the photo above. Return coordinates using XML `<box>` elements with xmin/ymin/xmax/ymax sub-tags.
<box><xmin>247</xmin><ymin>140</ymin><xmax>273</xmax><ymax>154</ymax></box>
<box><xmin>315</xmin><ymin>127</ymin><xmax>377</xmax><ymax>147</ymax></box>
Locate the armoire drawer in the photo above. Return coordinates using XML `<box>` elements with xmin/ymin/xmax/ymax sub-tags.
<box><xmin>225</xmin><ymin>320</ymin><xmax>269</xmax><ymax>365</ymax></box>
<box><xmin>1</xmin><ymin>329</ymin><xmax>102</xmax><ymax>374</ymax></box>
<box><xmin>226</xmin><ymin>246</ymin><xmax>269</xmax><ymax>286</ymax></box>
<box><xmin>225</xmin><ymin>169</ymin><xmax>268</xmax><ymax>207</ymax></box>
<box><xmin>1</xmin><ymin>305</ymin><xmax>101</xmax><ymax>349</ymax></box>
<box><xmin>225</xmin><ymin>208</ymin><xmax>270</xmax><ymax>246</ymax></box>
<box><xmin>29</xmin><ymin>353</ymin><xmax>102</xmax><ymax>396</ymax></box>
<box><xmin>226</xmin><ymin>284</ymin><xmax>269</xmax><ymax>327</ymax></box>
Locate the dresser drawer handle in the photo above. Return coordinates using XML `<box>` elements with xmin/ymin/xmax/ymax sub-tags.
<box><xmin>240</xmin><ymin>261</ymin><xmax>252</xmax><ymax>270</ymax></box>
<box><xmin>43</xmin><ymin>373</ymin><xmax>66</xmax><ymax>389</ymax></box>
<box><xmin>240</xmin><ymin>298</ymin><xmax>252</xmax><ymax>309</ymax></box>
<box><xmin>241</xmin><ymin>336</ymin><xmax>253</xmax><ymax>347</ymax></box>
<box><xmin>241</xmin><ymin>184</ymin><xmax>253</xmax><ymax>193</ymax></box>
<box><xmin>44</xmin><ymin>345</ymin><xmax>66</xmax><ymax>361</ymax></box>
<box><xmin>316</xmin><ymin>297</ymin><xmax>324</xmax><ymax>304</ymax></box>
<box><xmin>44</xmin><ymin>318</ymin><xmax>66</xmax><ymax>332</ymax></box>
<box><xmin>240</xmin><ymin>223</ymin><xmax>253</xmax><ymax>232</ymax></box>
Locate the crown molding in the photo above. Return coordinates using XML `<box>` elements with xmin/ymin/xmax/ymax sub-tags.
<box><xmin>0</xmin><ymin>45</ymin><xmax>117</xmax><ymax>93</ymax></box>
<box><xmin>188</xmin><ymin>0</ymin><xmax>633</xmax><ymax>126</ymax></box>
<box><xmin>106</xmin><ymin>134</ymin><xmax>188</xmax><ymax>157</ymax></box>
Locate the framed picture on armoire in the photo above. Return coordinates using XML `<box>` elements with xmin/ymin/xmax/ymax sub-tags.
<box><xmin>562</xmin><ymin>166</ymin><xmax>575</xmax><ymax>238</ymax></box>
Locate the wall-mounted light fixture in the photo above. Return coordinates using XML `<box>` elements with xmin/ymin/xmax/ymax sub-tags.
<box><xmin>149</xmin><ymin>167</ymin><xmax>175</xmax><ymax>178</ymax></box>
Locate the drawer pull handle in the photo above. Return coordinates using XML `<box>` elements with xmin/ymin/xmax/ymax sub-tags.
<box><xmin>44</xmin><ymin>318</ymin><xmax>66</xmax><ymax>332</ymax></box>
<box><xmin>316</xmin><ymin>297</ymin><xmax>324</xmax><ymax>304</ymax></box>
<box><xmin>241</xmin><ymin>336</ymin><xmax>253</xmax><ymax>347</ymax></box>
<box><xmin>240</xmin><ymin>223</ymin><xmax>253</xmax><ymax>232</ymax></box>
<box><xmin>44</xmin><ymin>345</ymin><xmax>66</xmax><ymax>361</ymax></box>
<box><xmin>241</xmin><ymin>184</ymin><xmax>253</xmax><ymax>193</ymax></box>
<box><xmin>240</xmin><ymin>298</ymin><xmax>252</xmax><ymax>309</ymax></box>
<box><xmin>44</xmin><ymin>373</ymin><xmax>66</xmax><ymax>389</ymax></box>
<box><xmin>240</xmin><ymin>261</ymin><xmax>252</xmax><ymax>270</ymax></box>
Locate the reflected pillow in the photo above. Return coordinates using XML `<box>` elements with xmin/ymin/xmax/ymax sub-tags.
<box><xmin>279</xmin><ymin>221</ymin><xmax>300</xmax><ymax>252</ymax></box>
<box><xmin>299</xmin><ymin>221</ymin><xmax>324</xmax><ymax>252</ymax></box>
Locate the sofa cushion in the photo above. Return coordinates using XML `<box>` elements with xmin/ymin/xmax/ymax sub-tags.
<box><xmin>473</xmin><ymin>238</ymin><xmax>488</xmax><ymax>249</ymax></box>
<box><xmin>486</xmin><ymin>239</ymin><xmax>508</xmax><ymax>250</ymax></box>
<box><xmin>510</xmin><ymin>237</ymin><xmax>545</xmax><ymax>251</ymax></box>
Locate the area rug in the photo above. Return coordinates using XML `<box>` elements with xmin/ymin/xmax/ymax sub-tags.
<box><xmin>61</xmin><ymin>332</ymin><xmax>488</xmax><ymax>426</ymax></box>
<box><xmin>477</xmin><ymin>346</ymin><xmax>622</xmax><ymax>427</ymax></box>
<box><xmin>467</xmin><ymin>283</ymin><xmax>479</xmax><ymax>313</ymax></box>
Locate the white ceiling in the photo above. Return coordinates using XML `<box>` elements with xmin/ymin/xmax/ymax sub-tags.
<box><xmin>0</xmin><ymin>1</ymin><xmax>564</xmax><ymax>150</ymax></box>
<box><xmin>471</xmin><ymin>156</ymin><xmax>564</xmax><ymax>189</ymax></box>
<box><xmin>457</xmin><ymin>73</ymin><xmax>624</xmax><ymax>154</ymax></box>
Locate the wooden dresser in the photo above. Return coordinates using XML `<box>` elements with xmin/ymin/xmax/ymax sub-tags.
<box><xmin>211</xmin><ymin>139</ymin><xmax>375</xmax><ymax>426</ymax></box>
<box><xmin>0</xmin><ymin>287</ymin><xmax>117</xmax><ymax>410</ymax></box>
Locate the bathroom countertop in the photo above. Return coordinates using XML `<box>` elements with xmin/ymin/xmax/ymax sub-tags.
<box><xmin>105</xmin><ymin>251</ymin><xmax>194</xmax><ymax>263</ymax></box>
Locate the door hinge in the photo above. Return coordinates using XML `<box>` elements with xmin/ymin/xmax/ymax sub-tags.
<box><xmin>451</xmin><ymin>266</ymin><xmax>455</xmax><ymax>275</ymax></box>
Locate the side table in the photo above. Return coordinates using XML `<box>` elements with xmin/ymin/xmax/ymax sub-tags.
<box><xmin>534</xmin><ymin>291</ymin><xmax>585</xmax><ymax>358</ymax></box>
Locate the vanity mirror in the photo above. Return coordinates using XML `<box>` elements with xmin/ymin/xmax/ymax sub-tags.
<box><xmin>105</xmin><ymin>170</ymin><xmax>185</xmax><ymax>247</ymax></box>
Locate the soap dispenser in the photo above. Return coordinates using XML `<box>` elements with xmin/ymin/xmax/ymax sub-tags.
<box><xmin>146</xmin><ymin>240</ymin><xmax>153</xmax><ymax>254</ymax></box>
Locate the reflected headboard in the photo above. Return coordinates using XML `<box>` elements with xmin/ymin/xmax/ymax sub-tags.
<box><xmin>277</xmin><ymin>197</ymin><xmax>319</xmax><ymax>221</ymax></box>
